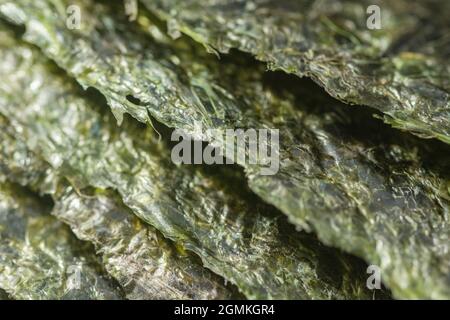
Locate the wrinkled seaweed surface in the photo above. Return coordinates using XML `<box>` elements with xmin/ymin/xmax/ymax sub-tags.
<box><xmin>0</xmin><ymin>26</ymin><xmax>375</xmax><ymax>299</ymax></box>
<box><xmin>144</xmin><ymin>0</ymin><xmax>450</xmax><ymax>144</ymax></box>
<box><xmin>0</xmin><ymin>117</ymin><xmax>239</xmax><ymax>300</ymax></box>
<box><xmin>0</xmin><ymin>180</ymin><xmax>124</xmax><ymax>300</ymax></box>
<box><xmin>0</xmin><ymin>0</ymin><xmax>448</xmax><ymax>299</ymax></box>
<box><xmin>52</xmin><ymin>186</ymin><xmax>240</xmax><ymax>300</ymax></box>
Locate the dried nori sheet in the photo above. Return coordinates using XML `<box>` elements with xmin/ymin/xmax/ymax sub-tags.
<box><xmin>0</xmin><ymin>117</ymin><xmax>238</xmax><ymax>300</ymax></box>
<box><xmin>0</xmin><ymin>180</ymin><xmax>124</xmax><ymax>300</ymax></box>
<box><xmin>52</xmin><ymin>186</ymin><xmax>240</xmax><ymax>300</ymax></box>
<box><xmin>0</xmin><ymin>27</ymin><xmax>375</xmax><ymax>300</ymax></box>
<box><xmin>0</xmin><ymin>0</ymin><xmax>448</xmax><ymax>298</ymax></box>
<box><xmin>142</xmin><ymin>0</ymin><xmax>450</xmax><ymax>144</ymax></box>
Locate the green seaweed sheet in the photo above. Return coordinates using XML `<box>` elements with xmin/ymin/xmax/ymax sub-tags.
<box><xmin>52</xmin><ymin>185</ymin><xmax>240</xmax><ymax>300</ymax></box>
<box><xmin>0</xmin><ymin>0</ymin><xmax>448</xmax><ymax>298</ymax></box>
<box><xmin>0</xmin><ymin>180</ymin><xmax>124</xmax><ymax>300</ymax></box>
<box><xmin>143</xmin><ymin>0</ymin><xmax>450</xmax><ymax>145</ymax></box>
<box><xmin>0</xmin><ymin>26</ymin><xmax>375</xmax><ymax>300</ymax></box>
<box><xmin>0</xmin><ymin>117</ymin><xmax>238</xmax><ymax>300</ymax></box>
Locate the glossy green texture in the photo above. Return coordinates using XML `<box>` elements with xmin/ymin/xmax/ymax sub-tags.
<box><xmin>0</xmin><ymin>116</ymin><xmax>57</xmax><ymax>193</ymax></box>
<box><xmin>52</xmin><ymin>187</ymin><xmax>238</xmax><ymax>300</ymax></box>
<box><xmin>0</xmin><ymin>29</ymin><xmax>373</xmax><ymax>300</ymax></box>
<box><xmin>0</xmin><ymin>181</ymin><xmax>123</xmax><ymax>300</ymax></box>
<box><xmin>0</xmin><ymin>117</ymin><xmax>236</xmax><ymax>300</ymax></box>
<box><xmin>0</xmin><ymin>42</ymin><xmax>235</xmax><ymax>298</ymax></box>
<box><xmin>143</xmin><ymin>0</ymin><xmax>450</xmax><ymax>144</ymax></box>
<box><xmin>0</xmin><ymin>1</ymin><xmax>448</xmax><ymax>298</ymax></box>
<box><xmin>0</xmin><ymin>0</ymin><xmax>191</xmax><ymax>126</ymax></box>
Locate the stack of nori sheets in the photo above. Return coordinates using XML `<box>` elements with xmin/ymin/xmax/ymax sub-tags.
<box><xmin>0</xmin><ymin>0</ymin><xmax>448</xmax><ymax>300</ymax></box>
